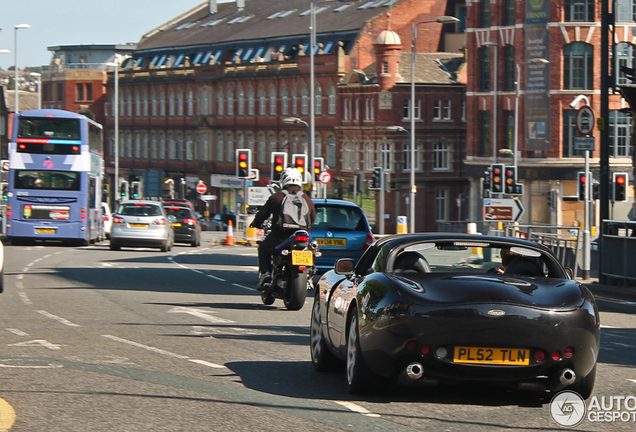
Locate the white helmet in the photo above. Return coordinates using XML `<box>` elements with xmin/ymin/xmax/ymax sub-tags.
<box><xmin>280</xmin><ymin>167</ymin><xmax>303</xmax><ymax>188</ymax></box>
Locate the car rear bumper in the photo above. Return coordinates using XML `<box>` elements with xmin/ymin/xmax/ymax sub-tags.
<box><xmin>110</xmin><ymin>237</ymin><xmax>168</xmax><ymax>248</ymax></box>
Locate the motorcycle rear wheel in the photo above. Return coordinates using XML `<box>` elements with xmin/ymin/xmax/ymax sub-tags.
<box><xmin>283</xmin><ymin>266</ymin><xmax>307</xmax><ymax>310</ymax></box>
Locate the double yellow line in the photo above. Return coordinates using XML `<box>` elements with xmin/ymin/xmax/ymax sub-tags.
<box><xmin>0</xmin><ymin>398</ymin><xmax>15</xmax><ymax>431</ymax></box>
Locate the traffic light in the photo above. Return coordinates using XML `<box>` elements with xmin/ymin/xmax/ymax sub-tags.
<box><xmin>592</xmin><ymin>182</ymin><xmax>600</xmax><ymax>200</ymax></box>
<box><xmin>236</xmin><ymin>149</ymin><xmax>251</xmax><ymax>178</ymax></box>
<box><xmin>370</xmin><ymin>167</ymin><xmax>383</xmax><ymax>191</ymax></box>
<box><xmin>1</xmin><ymin>182</ymin><xmax>7</xmax><ymax>200</ymax></box>
<box><xmin>119</xmin><ymin>180</ymin><xmax>129</xmax><ymax>199</ymax></box>
<box><xmin>271</xmin><ymin>152</ymin><xmax>287</xmax><ymax>182</ymax></box>
<box><xmin>504</xmin><ymin>166</ymin><xmax>517</xmax><ymax>194</ymax></box>
<box><xmin>490</xmin><ymin>163</ymin><xmax>504</xmax><ymax>193</ymax></box>
<box><xmin>613</xmin><ymin>172</ymin><xmax>628</xmax><ymax>202</ymax></box>
<box><xmin>102</xmin><ymin>184</ymin><xmax>109</xmax><ymax>203</ymax></box>
<box><xmin>577</xmin><ymin>171</ymin><xmax>588</xmax><ymax>202</ymax></box>
<box><xmin>482</xmin><ymin>168</ymin><xmax>491</xmax><ymax>197</ymax></box>
<box><xmin>313</xmin><ymin>157</ymin><xmax>324</xmax><ymax>182</ymax></box>
<box><xmin>130</xmin><ymin>181</ymin><xmax>141</xmax><ymax>199</ymax></box>
<box><xmin>547</xmin><ymin>189</ymin><xmax>557</xmax><ymax>209</ymax></box>
<box><xmin>292</xmin><ymin>153</ymin><xmax>308</xmax><ymax>183</ymax></box>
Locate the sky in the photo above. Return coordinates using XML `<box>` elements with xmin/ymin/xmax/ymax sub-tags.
<box><xmin>0</xmin><ymin>0</ymin><xmax>223</xmax><ymax>69</ymax></box>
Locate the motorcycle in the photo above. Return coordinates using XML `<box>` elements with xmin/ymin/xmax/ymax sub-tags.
<box><xmin>260</xmin><ymin>229</ymin><xmax>320</xmax><ymax>310</ymax></box>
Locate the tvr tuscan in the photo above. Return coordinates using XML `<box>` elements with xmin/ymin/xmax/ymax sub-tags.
<box><xmin>310</xmin><ymin>234</ymin><xmax>600</xmax><ymax>398</ymax></box>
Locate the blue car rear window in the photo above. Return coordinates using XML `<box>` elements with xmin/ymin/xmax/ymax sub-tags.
<box><xmin>314</xmin><ymin>205</ymin><xmax>367</xmax><ymax>231</ymax></box>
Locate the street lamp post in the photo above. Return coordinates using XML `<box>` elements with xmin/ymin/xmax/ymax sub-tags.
<box><xmin>14</xmin><ymin>24</ymin><xmax>30</xmax><ymax>114</ymax></box>
<box><xmin>407</xmin><ymin>16</ymin><xmax>459</xmax><ymax>233</ymax></box>
<box><xmin>106</xmin><ymin>61</ymin><xmax>120</xmax><ymax>206</ymax></box>
<box><xmin>513</xmin><ymin>58</ymin><xmax>550</xmax><ymax>168</ymax></box>
<box><xmin>483</xmin><ymin>41</ymin><xmax>498</xmax><ymax>162</ymax></box>
<box><xmin>386</xmin><ymin>125</ymin><xmax>410</xmax><ymax>230</ymax></box>
<box><xmin>30</xmin><ymin>72</ymin><xmax>41</xmax><ymax>109</ymax></box>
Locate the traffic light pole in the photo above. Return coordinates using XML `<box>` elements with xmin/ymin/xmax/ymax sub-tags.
<box><xmin>583</xmin><ymin>150</ymin><xmax>591</xmax><ymax>280</ymax></box>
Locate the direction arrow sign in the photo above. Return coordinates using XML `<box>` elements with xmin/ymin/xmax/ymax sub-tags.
<box><xmin>483</xmin><ymin>198</ymin><xmax>525</xmax><ymax>222</ymax></box>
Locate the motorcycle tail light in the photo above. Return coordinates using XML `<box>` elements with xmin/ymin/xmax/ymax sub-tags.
<box><xmin>405</xmin><ymin>340</ymin><xmax>418</xmax><ymax>351</ymax></box>
<box><xmin>153</xmin><ymin>218</ymin><xmax>167</xmax><ymax>225</ymax></box>
<box><xmin>295</xmin><ymin>235</ymin><xmax>310</xmax><ymax>242</ymax></box>
<box><xmin>113</xmin><ymin>216</ymin><xmax>124</xmax><ymax>224</ymax></box>
<box><xmin>299</xmin><ymin>266</ymin><xmax>307</xmax><ymax>271</ymax></box>
<box><xmin>563</xmin><ymin>346</ymin><xmax>574</xmax><ymax>358</ymax></box>
<box><xmin>421</xmin><ymin>345</ymin><xmax>430</xmax><ymax>355</ymax></box>
<box><xmin>362</xmin><ymin>231</ymin><xmax>374</xmax><ymax>250</ymax></box>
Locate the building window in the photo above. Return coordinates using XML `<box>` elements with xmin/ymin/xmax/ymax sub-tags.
<box><xmin>258</xmin><ymin>133</ymin><xmax>266</xmax><ymax>163</ymax></box>
<box><xmin>343</xmin><ymin>143</ymin><xmax>352</xmax><ymax>170</ymax></box>
<box><xmin>269</xmin><ymin>133</ymin><xmax>277</xmax><ymax>155</ymax></box>
<box><xmin>433</xmin><ymin>99</ymin><xmax>441</xmax><ymax>120</ymax></box>
<box><xmin>616</xmin><ymin>0</ymin><xmax>636</xmax><ymax>23</ymax></box>
<box><xmin>237</xmin><ymin>86</ymin><xmax>245</xmax><ymax>116</ymax></box>
<box><xmin>328</xmin><ymin>86</ymin><xmax>336</xmax><ymax>115</ymax></box>
<box><xmin>562</xmin><ymin>110</ymin><xmax>585</xmax><ymax>158</ymax></box>
<box><xmin>142</xmin><ymin>131</ymin><xmax>149</xmax><ymax>159</ymax></box>
<box><xmin>503</xmin><ymin>45</ymin><xmax>516</xmax><ymax>91</ymax></box>
<box><xmin>435</xmin><ymin>189</ymin><xmax>448</xmax><ymax>222</ymax></box>
<box><xmin>217</xmin><ymin>88</ymin><xmax>224</xmax><ymax>116</ymax></box>
<box><xmin>281</xmin><ymin>86</ymin><xmax>289</xmax><ymax>115</ymax></box>
<box><xmin>176</xmin><ymin>133</ymin><xmax>183</xmax><ymax>160</ymax></box>
<box><xmin>609</xmin><ymin>110</ymin><xmax>632</xmax><ymax>157</ymax></box>
<box><xmin>159</xmin><ymin>88</ymin><xmax>166</xmax><ymax>116</ymax></box>
<box><xmin>355</xmin><ymin>99</ymin><xmax>359</xmax><ymax>120</ymax></box>
<box><xmin>134</xmin><ymin>132</ymin><xmax>141</xmax><ymax>158</ymax></box>
<box><xmin>301</xmin><ymin>85</ymin><xmax>309</xmax><ymax>115</ymax></box>
<box><xmin>186</xmin><ymin>133</ymin><xmax>194</xmax><ymax>160</ymax></box>
<box><xmin>202</xmin><ymin>133</ymin><xmax>210</xmax><ymax>161</ymax></box>
<box><xmin>292</xmin><ymin>86</ymin><xmax>298</xmax><ymax>115</ymax></box>
<box><xmin>135</xmin><ymin>91</ymin><xmax>142</xmax><ymax>117</ymax></box>
<box><xmin>564</xmin><ymin>0</ymin><xmax>595</xmax><ymax>22</ymax></box>
<box><xmin>259</xmin><ymin>87</ymin><xmax>266</xmax><ymax>115</ymax></box>
<box><xmin>365</xmin><ymin>98</ymin><xmax>374</xmax><ymax>120</ymax></box>
<box><xmin>76</xmin><ymin>84</ymin><xmax>84</xmax><ymax>102</ymax></box>
<box><xmin>226</xmin><ymin>133</ymin><xmax>234</xmax><ymax>162</ymax></box>
<box><xmin>186</xmin><ymin>89</ymin><xmax>193</xmax><ymax>116</ymax></box>
<box><xmin>217</xmin><ymin>132</ymin><xmax>224</xmax><ymax>161</ymax></box>
<box><xmin>150</xmin><ymin>132</ymin><xmax>157</xmax><ymax>159</ymax></box>
<box><xmin>291</xmin><ymin>135</ymin><xmax>299</xmax><ymax>155</ymax></box>
<box><xmin>479</xmin><ymin>110</ymin><xmax>491</xmax><ymax>157</ymax></box>
<box><xmin>364</xmin><ymin>144</ymin><xmax>374</xmax><ymax>170</ymax></box>
<box><xmin>344</xmin><ymin>98</ymin><xmax>351</xmax><ymax>120</ymax></box>
<box><xmin>461</xmin><ymin>98</ymin><xmax>466</xmax><ymax>122</ymax></box>
<box><xmin>433</xmin><ymin>143</ymin><xmax>450</xmax><ymax>170</ymax></box>
<box><xmin>315</xmin><ymin>84</ymin><xmax>322</xmax><ymax>115</ymax></box>
<box><xmin>315</xmin><ymin>133</ymin><xmax>322</xmax><ymax>159</ymax></box>
<box><xmin>442</xmin><ymin>100</ymin><xmax>451</xmax><ymax>120</ymax></box>
<box><xmin>381</xmin><ymin>142</ymin><xmax>392</xmax><ymax>172</ymax></box>
<box><xmin>269</xmin><ymin>86</ymin><xmax>277</xmax><ymax>116</ymax></box>
<box><xmin>327</xmin><ymin>135</ymin><xmax>336</xmax><ymax>167</ymax></box>
<box><xmin>168</xmin><ymin>133</ymin><xmax>175</xmax><ymax>160</ymax></box>
<box><xmin>480</xmin><ymin>47</ymin><xmax>491</xmax><ymax>91</ymax></box>
<box><xmin>382</xmin><ymin>61</ymin><xmax>389</xmax><ymax>74</ymax></box>
<box><xmin>141</xmin><ymin>89</ymin><xmax>148</xmax><ymax>117</ymax></box>
<box><xmin>247</xmin><ymin>132</ymin><xmax>255</xmax><ymax>154</ymax></box>
<box><xmin>564</xmin><ymin>42</ymin><xmax>593</xmax><ymax>90</ymax></box>
<box><xmin>236</xmin><ymin>133</ymin><xmax>244</xmax><ymax>156</ymax></box>
<box><xmin>616</xmin><ymin>42</ymin><xmax>636</xmax><ymax>85</ymax></box>
<box><xmin>151</xmin><ymin>89</ymin><xmax>157</xmax><ymax>116</ymax></box>
<box><xmin>168</xmin><ymin>89</ymin><xmax>175</xmax><ymax>116</ymax></box>
<box><xmin>159</xmin><ymin>133</ymin><xmax>166</xmax><ymax>160</ymax></box>
<box><xmin>177</xmin><ymin>88</ymin><xmax>184</xmax><ymax>116</ymax></box>
<box><xmin>226</xmin><ymin>88</ymin><xmax>233</xmax><ymax>116</ymax></box>
<box><xmin>479</xmin><ymin>0</ymin><xmax>490</xmax><ymax>28</ymax></box>
<box><xmin>248</xmin><ymin>86</ymin><xmax>255</xmax><ymax>116</ymax></box>
<box><xmin>503</xmin><ymin>0</ymin><xmax>516</xmax><ymax>26</ymax></box>
<box><xmin>403</xmin><ymin>143</ymin><xmax>420</xmax><ymax>172</ymax></box>
<box><xmin>403</xmin><ymin>99</ymin><xmax>421</xmax><ymax>120</ymax></box>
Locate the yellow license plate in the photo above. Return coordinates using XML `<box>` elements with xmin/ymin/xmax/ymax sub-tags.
<box><xmin>36</xmin><ymin>228</ymin><xmax>56</xmax><ymax>234</ymax></box>
<box><xmin>316</xmin><ymin>238</ymin><xmax>347</xmax><ymax>247</ymax></box>
<box><xmin>453</xmin><ymin>347</ymin><xmax>530</xmax><ymax>365</ymax></box>
<box><xmin>172</xmin><ymin>222</ymin><xmax>181</xmax><ymax>227</ymax></box>
<box><xmin>129</xmin><ymin>223</ymin><xmax>148</xmax><ymax>228</ymax></box>
<box><xmin>291</xmin><ymin>250</ymin><xmax>314</xmax><ymax>266</ymax></box>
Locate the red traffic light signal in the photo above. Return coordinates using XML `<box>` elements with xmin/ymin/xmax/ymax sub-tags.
<box><xmin>313</xmin><ymin>157</ymin><xmax>324</xmax><ymax>181</ymax></box>
<box><xmin>613</xmin><ymin>172</ymin><xmax>628</xmax><ymax>202</ymax></box>
<box><xmin>271</xmin><ymin>152</ymin><xmax>287</xmax><ymax>182</ymax></box>
<box><xmin>236</xmin><ymin>149</ymin><xmax>251</xmax><ymax>178</ymax></box>
<box><xmin>490</xmin><ymin>164</ymin><xmax>504</xmax><ymax>193</ymax></box>
<box><xmin>292</xmin><ymin>153</ymin><xmax>307</xmax><ymax>182</ymax></box>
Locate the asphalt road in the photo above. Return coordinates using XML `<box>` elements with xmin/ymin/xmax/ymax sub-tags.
<box><xmin>0</xmin><ymin>232</ymin><xmax>635</xmax><ymax>431</ymax></box>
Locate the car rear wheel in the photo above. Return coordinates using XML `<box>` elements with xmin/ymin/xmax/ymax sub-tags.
<box><xmin>310</xmin><ymin>295</ymin><xmax>342</xmax><ymax>372</ymax></box>
<box><xmin>160</xmin><ymin>241</ymin><xmax>169</xmax><ymax>252</ymax></box>
<box><xmin>346</xmin><ymin>312</ymin><xmax>374</xmax><ymax>394</ymax></box>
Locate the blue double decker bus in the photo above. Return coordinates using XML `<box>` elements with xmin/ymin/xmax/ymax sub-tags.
<box><xmin>5</xmin><ymin>109</ymin><xmax>104</xmax><ymax>245</ymax></box>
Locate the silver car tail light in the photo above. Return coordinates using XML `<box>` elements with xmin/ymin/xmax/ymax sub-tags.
<box><xmin>152</xmin><ymin>218</ymin><xmax>166</xmax><ymax>225</ymax></box>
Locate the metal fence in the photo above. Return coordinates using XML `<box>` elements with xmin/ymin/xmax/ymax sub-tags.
<box><xmin>600</xmin><ymin>220</ymin><xmax>636</xmax><ymax>286</ymax></box>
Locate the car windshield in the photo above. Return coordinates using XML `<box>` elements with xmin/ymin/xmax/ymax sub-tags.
<box><xmin>118</xmin><ymin>204</ymin><xmax>162</xmax><ymax>217</ymax></box>
<box><xmin>314</xmin><ymin>205</ymin><xmax>366</xmax><ymax>231</ymax></box>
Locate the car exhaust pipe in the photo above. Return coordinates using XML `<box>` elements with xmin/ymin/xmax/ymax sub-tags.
<box><xmin>559</xmin><ymin>368</ymin><xmax>576</xmax><ymax>386</ymax></box>
<box><xmin>406</xmin><ymin>362</ymin><xmax>424</xmax><ymax>380</ymax></box>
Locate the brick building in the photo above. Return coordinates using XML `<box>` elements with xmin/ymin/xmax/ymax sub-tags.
<box><xmin>102</xmin><ymin>0</ymin><xmax>467</xmax><ymax>231</ymax></box>
<box><xmin>465</xmin><ymin>0</ymin><xmax>634</xmax><ymax>227</ymax></box>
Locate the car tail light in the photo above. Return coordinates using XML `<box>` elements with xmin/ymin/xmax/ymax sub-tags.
<box><xmin>103</xmin><ymin>214</ymin><xmax>110</xmax><ymax>221</ymax></box>
<box><xmin>563</xmin><ymin>346</ymin><xmax>574</xmax><ymax>358</ymax></box>
<box><xmin>421</xmin><ymin>345</ymin><xmax>430</xmax><ymax>355</ymax></box>
<box><xmin>552</xmin><ymin>350</ymin><xmax>561</xmax><ymax>361</ymax></box>
<box><xmin>113</xmin><ymin>216</ymin><xmax>124</xmax><ymax>224</ymax></box>
<box><xmin>362</xmin><ymin>231</ymin><xmax>374</xmax><ymax>250</ymax></box>
<box><xmin>184</xmin><ymin>218</ymin><xmax>196</xmax><ymax>226</ymax></box>
<box><xmin>405</xmin><ymin>340</ymin><xmax>418</xmax><ymax>351</ymax></box>
<box><xmin>133</xmin><ymin>203</ymin><xmax>148</xmax><ymax>206</ymax></box>
<box><xmin>153</xmin><ymin>218</ymin><xmax>166</xmax><ymax>225</ymax></box>
<box><xmin>534</xmin><ymin>350</ymin><xmax>546</xmax><ymax>362</ymax></box>
<box><xmin>295</xmin><ymin>235</ymin><xmax>310</xmax><ymax>242</ymax></box>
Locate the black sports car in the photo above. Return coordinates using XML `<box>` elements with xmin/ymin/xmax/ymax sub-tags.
<box><xmin>310</xmin><ymin>234</ymin><xmax>600</xmax><ymax>398</ymax></box>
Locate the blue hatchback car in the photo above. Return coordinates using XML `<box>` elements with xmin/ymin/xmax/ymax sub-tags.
<box><xmin>310</xmin><ymin>199</ymin><xmax>374</xmax><ymax>272</ymax></box>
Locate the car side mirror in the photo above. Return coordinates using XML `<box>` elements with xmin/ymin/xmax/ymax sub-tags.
<box><xmin>564</xmin><ymin>268</ymin><xmax>573</xmax><ymax>279</ymax></box>
<box><xmin>334</xmin><ymin>258</ymin><xmax>355</xmax><ymax>276</ymax></box>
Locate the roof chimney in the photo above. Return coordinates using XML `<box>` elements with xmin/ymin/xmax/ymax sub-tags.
<box><xmin>209</xmin><ymin>0</ymin><xmax>217</xmax><ymax>14</ymax></box>
<box><xmin>237</xmin><ymin>0</ymin><xmax>245</xmax><ymax>12</ymax></box>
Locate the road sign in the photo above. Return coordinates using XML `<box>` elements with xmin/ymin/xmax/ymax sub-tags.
<box><xmin>575</xmin><ymin>106</ymin><xmax>595</xmax><ymax>136</ymax></box>
<box><xmin>318</xmin><ymin>170</ymin><xmax>331</xmax><ymax>184</ymax></box>
<box><xmin>196</xmin><ymin>182</ymin><xmax>207</xmax><ymax>194</ymax></box>
<box><xmin>247</xmin><ymin>186</ymin><xmax>274</xmax><ymax>206</ymax></box>
<box><xmin>200</xmin><ymin>194</ymin><xmax>217</xmax><ymax>201</ymax></box>
<box><xmin>574</xmin><ymin>136</ymin><xmax>595</xmax><ymax>151</ymax></box>
<box><xmin>483</xmin><ymin>198</ymin><xmax>525</xmax><ymax>222</ymax></box>
<box><xmin>1</xmin><ymin>160</ymin><xmax>9</xmax><ymax>172</ymax></box>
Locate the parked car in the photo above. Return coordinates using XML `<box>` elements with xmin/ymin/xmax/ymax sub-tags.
<box><xmin>109</xmin><ymin>200</ymin><xmax>174</xmax><ymax>252</ymax></box>
<box><xmin>310</xmin><ymin>199</ymin><xmax>374</xmax><ymax>272</ymax></box>
<box><xmin>101</xmin><ymin>202</ymin><xmax>113</xmax><ymax>239</ymax></box>
<box><xmin>212</xmin><ymin>213</ymin><xmax>237</xmax><ymax>231</ymax></box>
<box><xmin>310</xmin><ymin>234</ymin><xmax>600</xmax><ymax>398</ymax></box>
<box><xmin>164</xmin><ymin>205</ymin><xmax>201</xmax><ymax>247</ymax></box>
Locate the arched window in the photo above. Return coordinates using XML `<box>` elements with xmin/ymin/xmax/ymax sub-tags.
<box><xmin>134</xmin><ymin>132</ymin><xmax>141</xmax><ymax>158</ymax></box>
<box><xmin>343</xmin><ymin>142</ymin><xmax>352</xmax><ymax>170</ymax></box>
<box><xmin>479</xmin><ymin>46</ymin><xmax>491</xmax><ymax>92</ymax></box>
<box><xmin>315</xmin><ymin>84</ymin><xmax>322</xmax><ymax>115</ymax></box>
<box><xmin>217</xmin><ymin>132</ymin><xmax>224</xmax><ymax>161</ymax></box>
<box><xmin>301</xmin><ymin>85</ymin><xmax>309</xmax><ymax>115</ymax></box>
<box><xmin>226</xmin><ymin>133</ymin><xmax>234</xmax><ymax>162</ymax></box>
<box><xmin>142</xmin><ymin>131</ymin><xmax>149</xmax><ymax>158</ymax></box>
<box><xmin>135</xmin><ymin>90</ymin><xmax>141</xmax><ymax>117</ymax></box>
<box><xmin>259</xmin><ymin>87</ymin><xmax>267</xmax><ymax>115</ymax></box>
<box><xmin>327</xmin><ymin>85</ymin><xmax>336</xmax><ymax>115</ymax></box>
<box><xmin>503</xmin><ymin>45</ymin><xmax>516</xmax><ymax>91</ymax></box>
<box><xmin>314</xmin><ymin>133</ymin><xmax>322</xmax><ymax>158</ymax></box>
<box><xmin>327</xmin><ymin>135</ymin><xmax>336</xmax><ymax>167</ymax></box>
<box><xmin>237</xmin><ymin>86</ymin><xmax>245</xmax><ymax>115</ymax></box>
<box><xmin>142</xmin><ymin>89</ymin><xmax>149</xmax><ymax>117</ymax></box>
<box><xmin>269</xmin><ymin>86</ymin><xmax>277</xmax><ymax>116</ymax></box>
<box><xmin>187</xmin><ymin>89</ymin><xmax>194</xmax><ymax>116</ymax></box>
<box><xmin>269</xmin><ymin>133</ymin><xmax>277</xmax><ymax>155</ymax></box>
<box><xmin>159</xmin><ymin>133</ymin><xmax>166</xmax><ymax>160</ymax></box>
<box><xmin>364</xmin><ymin>143</ymin><xmax>374</xmax><ymax>170</ymax></box>
<box><xmin>168</xmin><ymin>88</ymin><xmax>175</xmax><ymax>116</ymax></box>
<box><xmin>159</xmin><ymin>88</ymin><xmax>165</xmax><ymax>116</ymax></box>
<box><xmin>247</xmin><ymin>132</ymin><xmax>255</xmax><ymax>153</ymax></box>
<box><xmin>227</xmin><ymin>87</ymin><xmax>234</xmax><ymax>116</ymax></box>
<box><xmin>292</xmin><ymin>85</ymin><xmax>298</xmax><ymax>115</ymax></box>
<box><xmin>176</xmin><ymin>133</ymin><xmax>183</xmax><ymax>160</ymax></box>
<box><xmin>248</xmin><ymin>86</ymin><xmax>255</xmax><ymax>115</ymax></box>
<box><xmin>281</xmin><ymin>86</ymin><xmax>289</xmax><ymax>115</ymax></box>
<box><xmin>126</xmin><ymin>132</ymin><xmax>133</xmax><ymax>158</ymax></box>
<box><xmin>168</xmin><ymin>133</ymin><xmax>176</xmax><ymax>159</ymax></box>
<box><xmin>186</xmin><ymin>132</ymin><xmax>194</xmax><ymax>160</ymax></box>
<box><xmin>176</xmin><ymin>87</ymin><xmax>184</xmax><ymax>116</ymax></box>
<box><xmin>150</xmin><ymin>89</ymin><xmax>157</xmax><ymax>116</ymax></box>
<box><xmin>564</xmin><ymin>42</ymin><xmax>593</xmax><ymax>90</ymax></box>
<box><xmin>217</xmin><ymin>87</ymin><xmax>224</xmax><ymax>115</ymax></box>
<box><xmin>151</xmin><ymin>131</ymin><xmax>157</xmax><ymax>159</ymax></box>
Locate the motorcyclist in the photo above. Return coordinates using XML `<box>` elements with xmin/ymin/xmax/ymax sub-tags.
<box><xmin>250</xmin><ymin>168</ymin><xmax>316</xmax><ymax>290</ymax></box>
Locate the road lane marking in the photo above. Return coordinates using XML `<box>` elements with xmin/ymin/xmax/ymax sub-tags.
<box><xmin>5</xmin><ymin>328</ymin><xmax>29</xmax><ymax>337</ymax></box>
<box><xmin>168</xmin><ymin>306</ymin><xmax>235</xmax><ymax>324</ymax></box>
<box><xmin>0</xmin><ymin>363</ymin><xmax>62</xmax><ymax>369</ymax></box>
<box><xmin>102</xmin><ymin>335</ymin><xmax>226</xmax><ymax>369</ymax></box>
<box><xmin>232</xmin><ymin>283</ymin><xmax>256</xmax><ymax>291</ymax></box>
<box><xmin>629</xmin><ymin>379</ymin><xmax>636</xmax><ymax>384</ymax></box>
<box><xmin>207</xmin><ymin>274</ymin><xmax>226</xmax><ymax>281</ymax></box>
<box><xmin>0</xmin><ymin>397</ymin><xmax>16</xmax><ymax>431</ymax></box>
<box><xmin>36</xmin><ymin>310</ymin><xmax>82</xmax><ymax>327</ymax></box>
<box><xmin>334</xmin><ymin>401</ymin><xmax>381</xmax><ymax>418</ymax></box>
<box><xmin>8</xmin><ymin>339</ymin><xmax>63</xmax><ymax>350</ymax></box>
<box><xmin>191</xmin><ymin>269</ymin><xmax>203</xmax><ymax>274</ymax></box>
<box><xmin>18</xmin><ymin>293</ymin><xmax>32</xmax><ymax>305</ymax></box>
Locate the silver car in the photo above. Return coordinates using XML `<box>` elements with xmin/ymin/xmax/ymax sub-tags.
<box><xmin>109</xmin><ymin>200</ymin><xmax>174</xmax><ymax>252</ymax></box>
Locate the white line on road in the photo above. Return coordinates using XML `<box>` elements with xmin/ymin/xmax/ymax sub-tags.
<box><xmin>190</xmin><ymin>269</ymin><xmax>203</xmax><ymax>274</ymax></box>
<box><xmin>232</xmin><ymin>283</ymin><xmax>255</xmax><ymax>291</ymax></box>
<box><xmin>9</xmin><ymin>339</ymin><xmax>63</xmax><ymax>350</ymax></box>
<box><xmin>334</xmin><ymin>401</ymin><xmax>381</xmax><ymax>418</ymax></box>
<box><xmin>629</xmin><ymin>379</ymin><xmax>636</xmax><ymax>384</ymax></box>
<box><xmin>207</xmin><ymin>274</ymin><xmax>226</xmax><ymax>281</ymax></box>
<box><xmin>18</xmin><ymin>293</ymin><xmax>31</xmax><ymax>305</ymax></box>
<box><xmin>102</xmin><ymin>335</ymin><xmax>226</xmax><ymax>369</ymax></box>
<box><xmin>36</xmin><ymin>310</ymin><xmax>82</xmax><ymax>327</ymax></box>
<box><xmin>168</xmin><ymin>306</ymin><xmax>235</xmax><ymax>323</ymax></box>
<box><xmin>0</xmin><ymin>363</ymin><xmax>62</xmax><ymax>369</ymax></box>
<box><xmin>5</xmin><ymin>328</ymin><xmax>29</xmax><ymax>337</ymax></box>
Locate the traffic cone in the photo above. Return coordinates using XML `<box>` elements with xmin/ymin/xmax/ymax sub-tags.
<box><xmin>225</xmin><ymin>219</ymin><xmax>235</xmax><ymax>246</ymax></box>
